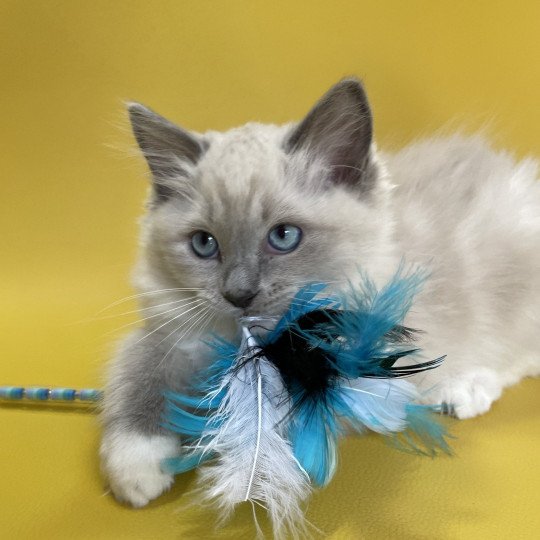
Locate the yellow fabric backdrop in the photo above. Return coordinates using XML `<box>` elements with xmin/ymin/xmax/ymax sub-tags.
<box><xmin>1</xmin><ymin>1</ymin><xmax>538</xmax><ymax>538</ymax></box>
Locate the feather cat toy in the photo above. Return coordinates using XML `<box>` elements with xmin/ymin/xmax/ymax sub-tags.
<box><xmin>162</xmin><ymin>268</ymin><xmax>452</xmax><ymax>538</ymax></box>
<box><xmin>0</xmin><ymin>268</ymin><xmax>451</xmax><ymax>537</ymax></box>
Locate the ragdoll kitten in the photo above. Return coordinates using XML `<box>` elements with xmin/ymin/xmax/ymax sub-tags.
<box><xmin>100</xmin><ymin>78</ymin><xmax>540</xmax><ymax>507</ymax></box>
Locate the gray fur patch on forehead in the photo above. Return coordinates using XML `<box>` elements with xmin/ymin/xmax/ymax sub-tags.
<box><xmin>200</xmin><ymin>123</ymin><xmax>289</xmax><ymax>174</ymax></box>
<box><xmin>195</xmin><ymin>123</ymin><xmax>292</xmax><ymax>209</ymax></box>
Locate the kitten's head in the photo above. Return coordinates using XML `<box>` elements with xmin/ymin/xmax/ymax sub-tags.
<box><xmin>128</xmin><ymin>79</ymin><xmax>395</xmax><ymax>332</ymax></box>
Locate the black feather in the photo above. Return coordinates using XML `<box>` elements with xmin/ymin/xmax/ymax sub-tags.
<box><xmin>249</xmin><ymin>309</ymin><xmax>443</xmax><ymax>407</ymax></box>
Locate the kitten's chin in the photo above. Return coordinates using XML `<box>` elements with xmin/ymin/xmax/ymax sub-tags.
<box><xmin>207</xmin><ymin>309</ymin><xmax>238</xmax><ymax>339</ymax></box>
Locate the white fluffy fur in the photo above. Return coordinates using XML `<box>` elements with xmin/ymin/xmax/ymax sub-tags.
<box><xmin>100</xmin><ymin>432</ymin><xmax>178</xmax><ymax>507</ymax></box>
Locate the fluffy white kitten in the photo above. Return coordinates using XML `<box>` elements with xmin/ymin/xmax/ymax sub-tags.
<box><xmin>100</xmin><ymin>78</ymin><xmax>540</xmax><ymax>507</ymax></box>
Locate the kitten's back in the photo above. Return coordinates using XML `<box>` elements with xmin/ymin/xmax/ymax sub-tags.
<box><xmin>384</xmin><ymin>135</ymin><xmax>540</xmax><ymax>382</ymax></box>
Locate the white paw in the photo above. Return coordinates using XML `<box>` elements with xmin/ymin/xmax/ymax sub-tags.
<box><xmin>420</xmin><ymin>368</ymin><xmax>502</xmax><ymax>419</ymax></box>
<box><xmin>100</xmin><ymin>431</ymin><xmax>179</xmax><ymax>507</ymax></box>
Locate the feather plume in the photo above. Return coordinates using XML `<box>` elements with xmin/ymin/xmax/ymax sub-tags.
<box><xmin>258</xmin><ymin>266</ymin><xmax>450</xmax><ymax>486</ymax></box>
<box><xmin>162</xmin><ymin>267</ymin><xmax>452</xmax><ymax>535</ymax></box>
<box><xmin>164</xmin><ymin>327</ymin><xmax>311</xmax><ymax>539</ymax></box>
<box><xmin>285</xmin><ymin>266</ymin><xmax>444</xmax><ymax>380</ymax></box>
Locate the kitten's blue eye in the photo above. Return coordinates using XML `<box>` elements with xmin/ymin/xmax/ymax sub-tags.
<box><xmin>267</xmin><ymin>224</ymin><xmax>302</xmax><ymax>253</ymax></box>
<box><xmin>191</xmin><ymin>231</ymin><xmax>219</xmax><ymax>258</ymax></box>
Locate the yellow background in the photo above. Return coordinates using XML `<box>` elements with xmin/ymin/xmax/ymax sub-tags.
<box><xmin>1</xmin><ymin>1</ymin><xmax>539</xmax><ymax>538</ymax></box>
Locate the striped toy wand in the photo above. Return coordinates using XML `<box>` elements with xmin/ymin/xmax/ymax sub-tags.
<box><xmin>0</xmin><ymin>386</ymin><xmax>102</xmax><ymax>403</ymax></box>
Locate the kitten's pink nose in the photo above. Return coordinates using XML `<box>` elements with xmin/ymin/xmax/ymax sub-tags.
<box><xmin>223</xmin><ymin>290</ymin><xmax>259</xmax><ymax>309</ymax></box>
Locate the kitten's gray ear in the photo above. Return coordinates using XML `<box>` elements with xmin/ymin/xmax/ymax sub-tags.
<box><xmin>127</xmin><ymin>103</ymin><xmax>207</xmax><ymax>201</ymax></box>
<box><xmin>285</xmin><ymin>78</ymin><xmax>374</xmax><ymax>190</ymax></box>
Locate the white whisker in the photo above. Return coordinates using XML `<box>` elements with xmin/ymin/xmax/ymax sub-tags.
<box><xmin>96</xmin><ymin>288</ymin><xmax>203</xmax><ymax>314</ymax></box>
<box><xmin>87</xmin><ymin>296</ymin><xmax>201</xmax><ymax>322</ymax></box>
<box><xmin>129</xmin><ymin>300</ymin><xmax>206</xmax><ymax>347</ymax></box>
<box><xmin>160</xmin><ymin>305</ymin><xmax>211</xmax><ymax>348</ymax></box>
<box><xmin>152</xmin><ymin>306</ymin><xmax>212</xmax><ymax>375</ymax></box>
<box><xmin>173</xmin><ymin>306</ymin><xmax>212</xmax><ymax>345</ymax></box>
<box><xmin>155</xmin><ymin>302</ymin><xmax>211</xmax><ymax>347</ymax></box>
<box><xmin>102</xmin><ymin>298</ymin><xmax>204</xmax><ymax>337</ymax></box>
<box><xmin>202</xmin><ymin>310</ymin><xmax>217</xmax><ymax>336</ymax></box>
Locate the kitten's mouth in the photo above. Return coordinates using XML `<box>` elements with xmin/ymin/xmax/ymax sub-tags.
<box><xmin>240</xmin><ymin>306</ymin><xmax>286</xmax><ymax>320</ymax></box>
<box><xmin>239</xmin><ymin>315</ymin><xmax>279</xmax><ymax>335</ymax></box>
<box><xmin>240</xmin><ymin>315</ymin><xmax>278</xmax><ymax>324</ymax></box>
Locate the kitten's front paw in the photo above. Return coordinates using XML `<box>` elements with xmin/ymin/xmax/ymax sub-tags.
<box><xmin>421</xmin><ymin>368</ymin><xmax>502</xmax><ymax>419</ymax></box>
<box><xmin>100</xmin><ymin>432</ymin><xmax>179</xmax><ymax>507</ymax></box>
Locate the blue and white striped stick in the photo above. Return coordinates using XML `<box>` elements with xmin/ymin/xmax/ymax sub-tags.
<box><xmin>0</xmin><ymin>386</ymin><xmax>102</xmax><ymax>402</ymax></box>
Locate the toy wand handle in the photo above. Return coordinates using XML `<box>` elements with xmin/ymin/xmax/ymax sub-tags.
<box><xmin>0</xmin><ymin>386</ymin><xmax>102</xmax><ymax>402</ymax></box>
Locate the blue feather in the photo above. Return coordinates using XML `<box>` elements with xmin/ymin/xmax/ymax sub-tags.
<box><xmin>161</xmin><ymin>399</ymin><xmax>211</xmax><ymax>437</ymax></box>
<box><xmin>162</xmin><ymin>391</ymin><xmax>206</xmax><ymax>409</ymax></box>
<box><xmin>335</xmin><ymin>379</ymin><xmax>413</xmax><ymax>434</ymax></box>
<box><xmin>390</xmin><ymin>404</ymin><xmax>453</xmax><ymax>456</ymax></box>
<box><xmin>268</xmin><ymin>282</ymin><xmax>339</xmax><ymax>341</ymax></box>
<box><xmin>161</xmin><ymin>335</ymin><xmax>241</xmax><ymax>474</ymax></box>
<box><xmin>289</xmin><ymin>266</ymin><xmax>428</xmax><ymax>379</ymax></box>
<box><xmin>289</xmin><ymin>399</ymin><xmax>340</xmax><ymax>487</ymax></box>
<box><xmin>196</xmin><ymin>336</ymin><xmax>238</xmax><ymax>392</ymax></box>
<box><xmin>161</xmin><ymin>336</ymin><xmax>236</xmax><ymax>447</ymax></box>
<box><xmin>161</xmin><ymin>451</ymin><xmax>211</xmax><ymax>475</ymax></box>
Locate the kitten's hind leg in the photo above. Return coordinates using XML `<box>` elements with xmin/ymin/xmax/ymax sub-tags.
<box><xmin>415</xmin><ymin>366</ymin><xmax>503</xmax><ymax>419</ymax></box>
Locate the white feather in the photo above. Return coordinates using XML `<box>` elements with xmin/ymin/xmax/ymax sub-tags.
<box><xmin>342</xmin><ymin>377</ymin><xmax>419</xmax><ymax>433</ymax></box>
<box><xmin>196</xmin><ymin>327</ymin><xmax>311</xmax><ymax>539</ymax></box>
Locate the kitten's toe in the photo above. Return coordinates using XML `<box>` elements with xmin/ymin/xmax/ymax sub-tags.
<box><xmin>100</xmin><ymin>432</ymin><xmax>178</xmax><ymax>507</ymax></box>
<box><xmin>421</xmin><ymin>368</ymin><xmax>502</xmax><ymax>419</ymax></box>
<box><xmin>109</xmin><ymin>468</ymin><xmax>174</xmax><ymax>508</ymax></box>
